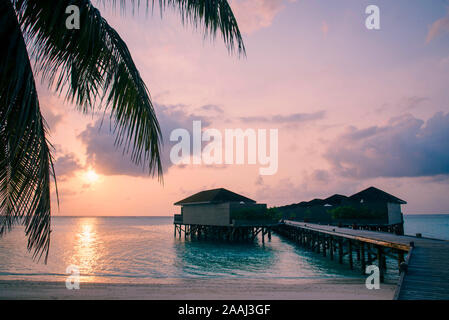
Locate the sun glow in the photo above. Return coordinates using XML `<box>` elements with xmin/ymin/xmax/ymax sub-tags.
<box><xmin>84</xmin><ymin>169</ymin><xmax>99</xmax><ymax>184</ymax></box>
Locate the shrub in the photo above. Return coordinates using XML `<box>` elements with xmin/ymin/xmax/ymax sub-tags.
<box><xmin>328</xmin><ymin>206</ymin><xmax>380</xmax><ymax>220</ymax></box>
<box><xmin>232</xmin><ymin>207</ymin><xmax>281</xmax><ymax>222</ymax></box>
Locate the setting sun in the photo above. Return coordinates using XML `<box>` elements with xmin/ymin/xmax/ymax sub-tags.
<box><xmin>84</xmin><ymin>169</ymin><xmax>99</xmax><ymax>184</ymax></box>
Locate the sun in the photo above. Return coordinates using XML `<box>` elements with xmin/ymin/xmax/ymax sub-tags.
<box><xmin>84</xmin><ymin>169</ymin><xmax>99</xmax><ymax>184</ymax></box>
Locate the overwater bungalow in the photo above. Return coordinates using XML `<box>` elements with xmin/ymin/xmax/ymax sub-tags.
<box><xmin>277</xmin><ymin>186</ymin><xmax>407</xmax><ymax>234</ymax></box>
<box><xmin>173</xmin><ymin>188</ymin><xmax>274</xmax><ymax>241</ymax></box>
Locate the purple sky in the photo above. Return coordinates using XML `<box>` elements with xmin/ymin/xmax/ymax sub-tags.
<box><xmin>40</xmin><ymin>0</ymin><xmax>449</xmax><ymax>215</ymax></box>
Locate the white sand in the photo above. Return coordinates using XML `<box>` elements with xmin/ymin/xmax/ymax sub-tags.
<box><xmin>0</xmin><ymin>278</ymin><xmax>396</xmax><ymax>300</ymax></box>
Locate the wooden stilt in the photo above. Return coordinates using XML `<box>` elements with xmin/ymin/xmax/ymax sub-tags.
<box><xmin>361</xmin><ymin>242</ymin><xmax>366</xmax><ymax>274</ymax></box>
<box><xmin>338</xmin><ymin>239</ymin><xmax>343</xmax><ymax>264</ymax></box>
<box><xmin>348</xmin><ymin>240</ymin><xmax>353</xmax><ymax>270</ymax></box>
<box><xmin>398</xmin><ymin>251</ymin><xmax>405</xmax><ymax>273</ymax></box>
<box><xmin>310</xmin><ymin>232</ymin><xmax>314</xmax><ymax>250</ymax></box>
<box><xmin>377</xmin><ymin>246</ymin><xmax>385</xmax><ymax>283</ymax></box>
<box><xmin>367</xmin><ymin>245</ymin><xmax>372</xmax><ymax>265</ymax></box>
<box><xmin>356</xmin><ymin>244</ymin><xmax>360</xmax><ymax>261</ymax></box>
<box><xmin>323</xmin><ymin>237</ymin><xmax>327</xmax><ymax>257</ymax></box>
<box><xmin>330</xmin><ymin>237</ymin><xmax>334</xmax><ymax>261</ymax></box>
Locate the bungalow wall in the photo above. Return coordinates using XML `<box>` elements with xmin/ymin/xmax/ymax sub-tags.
<box><xmin>387</xmin><ymin>202</ymin><xmax>403</xmax><ymax>224</ymax></box>
<box><xmin>181</xmin><ymin>202</ymin><xmax>267</xmax><ymax>226</ymax></box>
<box><xmin>182</xmin><ymin>203</ymin><xmax>231</xmax><ymax>226</ymax></box>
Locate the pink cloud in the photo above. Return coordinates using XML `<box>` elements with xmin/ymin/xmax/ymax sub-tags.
<box><xmin>321</xmin><ymin>20</ymin><xmax>329</xmax><ymax>37</ymax></box>
<box><xmin>427</xmin><ymin>11</ymin><xmax>449</xmax><ymax>43</ymax></box>
<box><xmin>230</xmin><ymin>0</ymin><xmax>295</xmax><ymax>34</ymax></box>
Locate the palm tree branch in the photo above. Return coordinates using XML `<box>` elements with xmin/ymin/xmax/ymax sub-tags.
<box><xmin>98</xmin><ymin>0</ymin><xmax>246</xmax><ymax>55</ymax></box>
<box><xmin>0</xmin><ymin>0</ymin><xmax>55</xmax><ymax>262</ymax></box>
<box><xmin>15</xmin><ymin>0</ymin><xmax>163</xmax><ymax>176</ymax></box>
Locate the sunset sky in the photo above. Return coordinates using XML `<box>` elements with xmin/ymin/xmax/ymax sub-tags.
<box><xmin>39</xmin><ymin>0</ymin><xmax>449</xmax><ymax>216</ymax></box>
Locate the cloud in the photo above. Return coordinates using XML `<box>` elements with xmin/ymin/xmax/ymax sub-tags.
<box><xmin>311</xmin><ymin>169</ymin><xmax>330</xmax><ymax>183</ymax></box>
<box><xmin>255</xmin><ymin>177</ymin><xmax>304</xmax><ymax>205</ymax></box>
<box><xmin>230</xmin><ymin>0</ymin><xmax>295</xmax><ymax>34</ymax></box>
<box><xmin>44</xmin><ymin>109</ymin><xmax>64</xmax><ymax>130</ymax></box>
<box><xmin>198</xmin><ymin>104</ymin><xmax>224</xmax><ymax>114</ymax></box>
<box><xmin>239</xmin><ymin>110</ymin><xmax>325</xmax><ymax>124</ymax></box>
<box><xmin>255</xmin><ymin>175</ymin><xmax>264</xmax><ymax>186</ymax></box>
<box><xmin>325</xmin><ymin>112</ymin><xmax>449</xmax><ymax>178</ymax></box>
<box><xmin>321</xmin><ymin>21</ymin><xmax>329</xmax><ymax>37</ymax></box>
<box><xmin>400</xmin><ymin>96</ymin><xmax>430</xmax><ymax>110</ymax></box>
<box><xmin>53</xmin><ymin>152</ymin><xmax>83</xmax><ymax>179</ymax></box>
<box><xmin>427</xmin><ymin>10</ymin><xmax>449</xmax><ymax>43</ymax></box>
<box><xmin>254</xmin><ymin>175</ymin><xmax>346</xmax><ymax>206</ymax></box>
<box><xmin>41</xmin><ymin>104</ymin><xmax>65</xmax><ymax>131</ymax></box>
<box><xmin>78</xmin><ymin>103</ymin><xmax>211</xmax><ymax>177</ymax></box>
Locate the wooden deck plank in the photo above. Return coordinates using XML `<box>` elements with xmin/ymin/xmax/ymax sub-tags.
<box><xmin>283</xmin><ymin>220</ymin><xmax>449</xmax><ymax>300</ymax></box>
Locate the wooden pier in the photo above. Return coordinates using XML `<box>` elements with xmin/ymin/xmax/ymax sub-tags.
<box><xmin>278</xmin><ymin>220</ymin><xmax>449</xmax><ymax>300</ymax></box>
<box><xmin>174</xmin><ymin>221</ymin><xmax>277</xmax><ymax>243</ymax></box>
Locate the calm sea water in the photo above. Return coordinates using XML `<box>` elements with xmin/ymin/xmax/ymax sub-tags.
<box><xmin>403</xmin><ymin>214</ymin><xmax>449</xmax><ymax>240</ymax></box>
<box><xmin>0</xmin><ymin>215</ymin><xmax>447</xmax><ymax>284</ymax></box>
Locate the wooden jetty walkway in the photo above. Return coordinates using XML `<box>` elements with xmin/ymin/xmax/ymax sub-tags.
<box><xmin>279</xmin><ymin>220</ymin><xmax>449</xmax><ymax>300</ymax></box>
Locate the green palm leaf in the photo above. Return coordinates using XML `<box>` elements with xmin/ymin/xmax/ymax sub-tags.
<box><xmin>102</xmin><ymin>0</ymin><xmax>246</xmax><ymax>55</ymax></box>
<box><xmin>16</xmin><ymin>0</ymin><xmax>163</xmax><ymax>174</ymax></box>
<box><xmin>0</xmin><ymin>0</ymin><xmax>55</xmax><ymax>262</ymax></box>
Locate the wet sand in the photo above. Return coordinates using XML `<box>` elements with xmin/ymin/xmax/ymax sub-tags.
<box><xmin>0</xmin><ymin>278</ymin><xmax>396</xmax><ymax>300</ymax></box>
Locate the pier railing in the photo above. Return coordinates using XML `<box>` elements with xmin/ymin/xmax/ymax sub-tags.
<box><xmin>278</xmin><ymin>220</ymin><xmax>449</xmax><ymax>299</ymax></box>
<box><xmin>393</xmin><ymin>246</ymin><xmax>414</xmax><ymax>300</ymax></box>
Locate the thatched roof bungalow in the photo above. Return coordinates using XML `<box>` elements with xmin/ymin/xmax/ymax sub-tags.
<box><xmin>174</xmin><ymin>188</ymin><xmax>267</xmax><ymax>226</ymax></box>
<box><xmin>277</xmin><ymin>186</ymin><xmax>406</xmax><ymax>226</ymax></box>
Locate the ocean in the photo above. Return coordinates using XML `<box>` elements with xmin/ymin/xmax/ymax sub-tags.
<box><xmin>403</xmin><ymin>214</ymin><xmax>449</xmax><ymax>240</ymax></box>
<box><xmin>0</xmin><ymin>215</ymin><xmax>447</xmax><ymax>284</ymax></box>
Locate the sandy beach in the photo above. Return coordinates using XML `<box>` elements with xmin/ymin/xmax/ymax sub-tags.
<box><xmin>0</xmin><ymin>278</ymin><xmax>396</xmax><ymax>300</ymax></box>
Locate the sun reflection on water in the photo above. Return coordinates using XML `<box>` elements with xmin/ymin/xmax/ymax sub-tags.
<box><xmin>72</xmin><ymin>218</ymin><xmax>102</xmax><ymax>282</ymax></box>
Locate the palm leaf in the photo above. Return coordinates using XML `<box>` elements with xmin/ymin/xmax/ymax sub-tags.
<box><xmin>0</xmin><ymin>0</ymin><xmax>55</xmax><ymax>262</ymax></box>
<box><xmin>15</xmin><ymin>0</ymin><xmax>244</xmax><ymax>177</ymax></box>
<box><xmin>16</xmin><ymin>0</ymin><xmax>163</xmax><ymax>176</ymax></box>
<box><xmin>100</xmin><ymin>0</ymin><xmax>246</xmax><ymax>55</ymax></box>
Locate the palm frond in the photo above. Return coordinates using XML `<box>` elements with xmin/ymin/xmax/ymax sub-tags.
<box><xmin>98</xmin><ymin>0</ymin><xmax>246</xmax><ymax>56</ymax></box>
<box><xmin>14</xmin><ymin>0</ymin><xmax>245</xmax><ymax>178</ymax></box>
<box><xmin>16</xmin><ymin>0</ymin><xmax>163</xmax><ymax>177</ymax></box>
<box><xmin>163</xmin><ymin>0</ymin><xmax>246</xmax><ymax>55</ymax></box>
<box><xmin>0</xmin><ymin>0</ymin><xmax>55</xmax><ymax>262</ymax></box>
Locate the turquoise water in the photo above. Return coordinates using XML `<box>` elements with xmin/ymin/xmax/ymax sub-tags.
<box><xmin>0</xmin><ymin>215</ymin><xmax>447</xmax><ymax>284</ymax></box>
<box><xmin>403</xmin><ymin>214</ymin><xmax>449</xmax><ymax>240</ymax></box>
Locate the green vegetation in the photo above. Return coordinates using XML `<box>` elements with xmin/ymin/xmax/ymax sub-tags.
<box><xmin>304</xmin><ymin>208</ymin><xmax>312</xmax><ymax>221</ymax></box>
<box><xmin>232</xmin><ymin>208</ymin><xmax>281</xmax><ymax>222</ymax></box>
<box><xmin>328</xmin><ymin>206</ymin><xmax>381</xmax><ymax>220</ymax></box>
